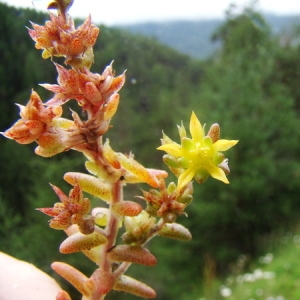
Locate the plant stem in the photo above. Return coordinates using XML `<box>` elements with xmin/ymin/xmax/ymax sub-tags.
<box><xmin>93</xmin><ymin>180</ymin><xmax>123</xmax><ymax>299</ymax></box>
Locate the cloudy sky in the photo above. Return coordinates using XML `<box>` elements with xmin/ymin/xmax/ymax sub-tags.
<box><xmin>1</xmin><ymin>0</ymin><xmax>300</xmax><ymax>25</ymax></box>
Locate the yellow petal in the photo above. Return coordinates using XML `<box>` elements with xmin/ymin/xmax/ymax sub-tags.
<box><xmin>189</xmin><ymin>111</ymin><xmax>204</xmax><ymax>142</ymax></box>
<box><xmin>157</xmin><ymin>143</ymin><xmax>182</xmax><ymax>157</ymax></box>
<box><xmin>213</xmin><ymin>139</ymin><xmax>239</xmax><ymax>152</ymax></box>
<box><xmin>161</xmin><ymin>131</ymin><xmax>176</xmax><ymax>145</ymax></box>
<box><xmin>177</xmin><ymin>167</ymin><xmax>196</xmax><ymax>190</ymax></box>
<box><xmin>208</xmin><ymin>165</ymin><xmax>229</xmax><ymax>184</ymax></box>
<box><xmin>177</xmin><ymin>121</ymin><xmax>187</xmax><ymax>138</ymax></box>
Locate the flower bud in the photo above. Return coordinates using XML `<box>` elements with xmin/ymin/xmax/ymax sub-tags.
<box><xmin>212</xmin><ymin>152</ymin><xmax>225</xmax><ymax>165</ymax></box>
<box><xmin>167</xmin><ymin>182</ymin><xmax>177</xmax><ymax>194</ymax></box>
<box><xmin>123</xmin><ymin>211</ymin><xmax>156</xmax><ymax>242</ymax></box>
<box><xmin>162</xmin><ymin>155</ymin><xmax>181</xmax><ymax>168</ymax></box>
<box><xmin>207</xmin><ymin>123</ymin><xmax>220</xmax><ymax>143</ymax></box>
<box><xmin>145</xmin><ymin>203</ymin><xmax>159</xmax><ymax>217</ymax></box>
<box><xmin>78</xmin><ymin>217</ymin><xmax>95</xmax><ymax>234</ymax></box>
<box><xmin>177</xmin><ymin>195</ymin><xmax>193</xmax><ymax>206</ymax></box>
<box><xmin>121</xmin><ymin>232</ymin><xmax>138</xmax><ymax>244</ymax></box>
<box><xmin>47</xmin><ymin>0</ymin><xmax>74</xmax><ymax>13</ymax></box>
<box><xmin>194</xmin><ymin>168</ymin><xmax>209</xmax><ymax>184</ymax></box>
<box><xmin>162</xmin><ymin>212</ymin><xmax>177</xmax><ymax>223</ymax></box>
<box><xmin>219</xmin><ymin>158</ymin><xmax>230</xmax><ymax>175</ymax></box>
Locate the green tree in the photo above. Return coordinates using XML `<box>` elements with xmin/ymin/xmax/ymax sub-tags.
<box><xmin>184</xmin><ymin>6</ymin><xmax>300</xmax><ymax>285</ymax></box>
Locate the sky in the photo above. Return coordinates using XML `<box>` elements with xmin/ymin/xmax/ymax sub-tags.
<box><xmin>1</xmin><ymin>0</ymin><xmax>300</xmax><ymax>25</ymax></box>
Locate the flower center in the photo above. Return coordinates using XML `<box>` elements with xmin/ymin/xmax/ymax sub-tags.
<box><xmin>188</xmin><ymin>142</ymin><xmax>213</xmax><ymax>169</ymax></box>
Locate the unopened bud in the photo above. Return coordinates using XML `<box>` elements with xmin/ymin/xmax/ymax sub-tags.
<box><xmin>162</xmin><ymin>212</ymin><xmax>177</xmax><ymax>223</ymax></box>
<box><xmin>177</xmin><ymin>195</ymin><xmax>193</xmax><ymax>206</ymax></box>
<box><xmin>207</xmin><ymin>123</ymin><xmax>220</xmax><ymax>143</ymax></box>
<box><xmin>145</xmin><ymin>203</ymin><xmax>159</xmax><ymax>217</ymax></box>
<box><xmin>167</xmin><ymin>182</ymin><xmax>177</xmax><ymax>194</ymax></box>
<box><xmin>194</xmin><ymin>168</ymin><xmax>209</xmax><ymax>184</ymax></box>
<box><xmin>121</xmin><ymin>232</ymin><xmax>138</xmax><ymax>244</ymax></box>
<box><xmin>78</xmin><ymin>217</ymin><xmax>95</xmax><ymax>234</ymax></box>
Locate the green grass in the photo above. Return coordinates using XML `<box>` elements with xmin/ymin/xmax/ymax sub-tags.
<box><xmin>184</xmin><ymin>231</ymin><xmax>300</xmax><ymax>300</ymax></box>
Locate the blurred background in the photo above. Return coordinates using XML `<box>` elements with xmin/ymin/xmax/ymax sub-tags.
<box><xmin>0</xmin><ymin>1</ymin><xmax>300</xmax><ymax>299</ymax></box>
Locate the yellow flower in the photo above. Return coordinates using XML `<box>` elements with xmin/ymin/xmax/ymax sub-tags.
<box><xmin>157</xmin><ymin>112</ymin><xmax>238</xmax><ymax>190</ymax></box>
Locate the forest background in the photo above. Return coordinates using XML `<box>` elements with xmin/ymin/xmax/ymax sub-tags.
<box><xmin>0</xmin><ymin>2</ymin><xmax>300</xmax><ymax>299</ymax></box>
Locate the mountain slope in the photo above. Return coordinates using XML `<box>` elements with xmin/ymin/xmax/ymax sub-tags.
<box><xmin>116</xmin><ymin>14</ymin><xmax>300</xmax><ymax>59</ymax></box>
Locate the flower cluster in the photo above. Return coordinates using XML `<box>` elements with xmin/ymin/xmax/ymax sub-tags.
<box><xmin>37</xmin><ymin>183</ymin><xmax>94</xmax><ymax>234</ymax></box>
<box><xmin>42</xmin><ymin>62</ymin><xmax>125</xmax><ymax>113</ymax></box>
<box><xmin>28</xmin><ymin>11</ymin><xmax>99</xmax><ymax>67</ymax></box>
<box><xmin>1</xmin><ymin>91</ymin><xmax>61</xmax><ymax>144</ymax></box>
<box><xmin>139</xmin><ymin>180</ymin><xmax>193</xmax><ymax>223</ymax></box>
<box><xmin>2</xmin><ymin>2</ymin><xmax>126</xmax><ymax>158</ymax></box>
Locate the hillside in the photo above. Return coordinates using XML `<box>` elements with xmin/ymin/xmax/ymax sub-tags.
<box><xmin>117</xmin><ymin>14</ymin><xmax>300</xmax><ymax>59</ymax></box>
